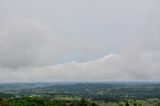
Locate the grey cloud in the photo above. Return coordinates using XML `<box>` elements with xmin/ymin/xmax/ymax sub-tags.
<box><xmin>0</xmin><ymin>0</ymin><xmax>160</xmax><ymax>82</ymax></box>
<box><xmin>0</xmin><ymin>16</ymin><xmax>52</xmax><ymax>68</ymax></box>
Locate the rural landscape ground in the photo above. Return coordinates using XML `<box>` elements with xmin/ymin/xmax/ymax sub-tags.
<box><xmin>0</xmin><ymin>82</ymin><xmax>160</xmax><ymax>106</ymax></box>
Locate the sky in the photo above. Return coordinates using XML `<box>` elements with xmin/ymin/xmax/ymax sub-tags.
<box><xmin>0</xmin><ymin>0</ymin><xmax>160</xmax><ymax>82</ymax></box>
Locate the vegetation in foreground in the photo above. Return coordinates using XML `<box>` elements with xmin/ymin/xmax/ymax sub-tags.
<box><xmin>0</xmin><ymin>97</ymin><xmax>160</xmax><ymax>106</ymax></box>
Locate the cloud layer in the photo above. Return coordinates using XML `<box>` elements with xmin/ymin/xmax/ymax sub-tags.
<box><xmin>0</xmin><ymin>52</ymin><xmax>160</xmax><ymax>82</ymax></box>
<box><xmin>0</xmin><ymin>0</ymin><xmax>160</xmax><ymax>82</ymax></box>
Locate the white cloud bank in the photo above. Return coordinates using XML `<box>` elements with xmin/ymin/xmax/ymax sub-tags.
<box><xmin>0</xmin><ymin>51</ymin><xmax>160</xmax><ymax>82</ymax></box>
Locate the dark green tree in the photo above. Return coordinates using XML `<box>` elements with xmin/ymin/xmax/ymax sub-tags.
<box><xmin>79</xmin><ymin>98</ymin><xmax>87</xmax><ymax>106</ymax></box>
<box><xmin>118</xmin><ymin>104</ymin><xmax>124</xmax><ymax>106</ymax></box>
<box><xmin>92</xmin><ymin>102</ymin><xmax>98</xmax><ymax>106</ymax></box>
<box><xmin>138</xmin><ymin>103</ymin><xmax>142</xmax><ymax>106</ymax></box>
<box><xmin>125</xmin><ymin>102</ymin><xmax>129</xmax><ymax>106</ymax></box>
<box><xmin>133</xmin><ymin>103</ymin><xmax>137</xmax><ymax>106</ymax></box>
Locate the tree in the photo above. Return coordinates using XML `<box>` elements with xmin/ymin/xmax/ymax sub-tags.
<box><xmin>133</xmin><ymin>103</ymin><xmax>137</xmax><ymax>106</ymax></box>
<box><xmin>118</xmin><ymin>104</ymin><xmax>124</xmax><ymax>106</ymax></box>
<box><xmin>138</xmin><ymin>103</ymin><xmax>142</xmax><ymax>106</ymax></box>
<box><xmin>79</xmin><ymin>98</ymin><xmax>88</xmax><ymax>106</ymax></box>
<box><xmin>156</xmin><ymin>102</ymin><xmax>160</xmax><ymax>106</ymax></box>
<box><xmin>125</xmin><ymin>102</ymin><xmax>129</xmax><ymax>106</ymax></box>
<box><xmin>92</xmin><ymin>102</ymin><xmax>98</xmax><ymax>106</ymax></box>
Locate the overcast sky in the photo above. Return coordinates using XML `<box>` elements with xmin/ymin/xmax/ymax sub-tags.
<box><xmin>0</xmin><ymin>0</ymin><xmax>160</xmax><ymax>82</ymax></box>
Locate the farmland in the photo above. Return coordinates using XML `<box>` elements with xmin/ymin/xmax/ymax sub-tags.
<box><xmin>0</xmin><ymin>82</ymin><xmax>160</xmax><ymax>106</ymax></box>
